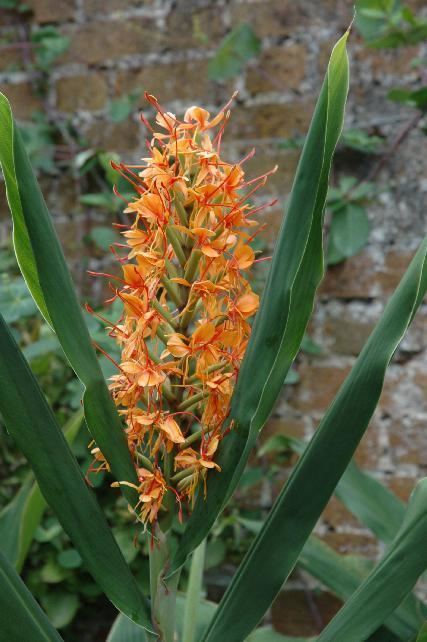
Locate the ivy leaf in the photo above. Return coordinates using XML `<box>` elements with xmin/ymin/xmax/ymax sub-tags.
<box><xmin>327</xmin><ymin>204</ymin><xmax>370</xmax><ymax>265</ymax></box>
<box><xmin>388</xmin><ymin>87</ymin><xmax>427</xmax><ymax>111</ymax></box>
<box><xmin>31</xmin><ymin>27</ymin><xmax>70</xmax><ymax>70</ymax></box>
<box><xmin>209</xmin><ymin>24</ymin><xmax>261</xmax><ymax>81</ymax></box>
<box><xmin>57</xmin><ymin>549</ymin><xmax>82</xmax><ymax>570</ymax></box>
<box><xmin>0</xmin><ymin>277</ymin><xmax>38</xmax><ymax>323</ymax></box>
<box><xmin>108</xmin><ymin>90</ymin><xmax>141</xmax><ymax>123</ymax></box>
<box><xmin>41</xmin><ymin>592</ymin><xmax>79</xmax><ymax>629</ymax></box>
<box><xmin>340</xmin><ymin>128</ymin><xmax>383</xmax><ymax>154</ymax></box>
<box><xmin>88</xmin><ymin>226</ymin><xmax>119</xmax><ymax>250</ymax></box>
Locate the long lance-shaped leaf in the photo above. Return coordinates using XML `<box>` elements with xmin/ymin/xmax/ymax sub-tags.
<box><xmin>0</xmin><ymin>548</ymin><xmax>63</xmax><ymax>642</ymax></box>
<box><xmin>107</xmin><ymin>596</ymin><xmax>217</xmax><ymax>642</ymax></box>
<box><xmin>300</xmin><ymin>536</ymin><xmax>422</xmax><ymax>639</ymax></box>
<box><xmin>202</xmin><ymin>239</ymin><xmax>427</xmax><ymax>641</ymax></box>
<box><xmin>239</xmin><ymin>519</ymin><xmax>413</xmax><ymax>640</ymax></box>
<box><xmin>317</xmin><ymin>478</ymin><xmax>427</xmax><ymax>641</ymax></box>
<box><xmin>0</xmin><ymin>409</ymin><xmax>83</xmax><ymax>571</ymax></box>
<box><xmin>0</xmin><ymin>92</ymin><xmax>138</xmax><ymax>504</ymax></box>
<box><xmin>169</xmin><ymin>30</ymin><xmax>350</xmax><ymax>577</ymax></box>
<box><xmin>289</xmin><ymin>437</ymin><xmax>405</xmax><ymax>544</ymax></box>
<box><xmin>0</xmin><ymin>314</ymin><xmax>154</xmax><ymax>633</ymax></box>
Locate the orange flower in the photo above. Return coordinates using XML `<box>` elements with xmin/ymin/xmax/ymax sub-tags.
<box><xmin>90</xmin><ymin>93</ymin><xmax>274</xmax><ymax>526</ymax></box>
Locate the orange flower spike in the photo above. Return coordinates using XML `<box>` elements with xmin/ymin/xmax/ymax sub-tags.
<box><xmin>91</xmin><ymin>94</ymin><xmax>275</xmax><ymax>526</ymax></box>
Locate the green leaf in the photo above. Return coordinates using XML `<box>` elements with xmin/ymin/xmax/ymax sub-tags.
<box><xmin>239</xmin><ymin>490</ymin><xmax>426</xmax><ymax>642</ymax></box>
<box><xmin>417</xmin><ymin>623</ymin><xmax>427</xmax><ymax>642</ymax></box>
<box><xmin>40</xmin><ymin>559</ymin><xmax>69</xmax><ymax>584</ymax></box>
<box><xmin>340</xmin><ymin>128</ymin><xmax>383</xmax><ymax>154</ymax></box>
<box><xmin>107</xmin><ymin>595</ymin><xmax>217</xmax><ymax>642</ymax></box>
<box><xmin>327</xmin><ymin>204</ymin><xmax>370</xmax><ymax>265</ymax></box>
<box><xmin>0</xmin><ymin>548</ymin><xmax>63</xmax><ymax>641</ymax></box>
<box><xmin>170</xmin><ymin>30</ymin><xmax>350</xmax><ymax>579</ymax></box>
<box><xmin>57</xmin><ymin>549</ymin><xmax>82</xmax><ymax>569</ymax></box>
<box><xmin>0</xmin><ymin>314</ymin><xmax>153</xmax><ymax>633</ymax></box>
<box><xmin>248</xmin><ymin>629</ymin><xmax>314</xmax><ymax>642</ymax></box>
<box><xmin>388</xmin><ymin>87</ymin><xmax>427</xmax><ymax>111</ymax></box>
<box><xmin>317</xmin><ymin>478</ymin><xmax>427</xmax><ymax>641</ymax></box>
<box><xmin>300</xmin><ymin>333</ymin><xmax>323</xmax><ymax>356</ymax></box>
<box><xmin>356</xmin><ymin>0</ymin><xmax>401</xmax><ymax>43</ymax></box>
<box><xmin>31</xmin><ymin>27</ymin><xmax>70</xmax><ymax>70</ymax></box>
<box><xmin>0</xmin><ymin>409</ymin><xmax>83</xmax><ymax>570</ymax></box>
<box><xmin>334</xmin><ymin>459</ymin><xmax>405</xmax><ymax>544</ymax></box>
<box><xmin>41</xmin><ymin>592</ymin><xmax>79</xmax><ymax>630</ymax></box>
<box><xmin>88</xmin><ymin>225</ymin><xmax>119</xmax><ymax>250</ymax></box>
<box><xmin>284</xmin><ymin>368</ymin><xmax>300</xmax><ymax>385</ymax></box>
<box><xmin>0</xmin><ymin>275</ymin><xmax>38</xmax><ymax>322</ymax></box>
<box><xmin>201</xmin><ymin>238</ymin><xmax>426</xmax><ymax>642</ymax></box>
<box><xmin>0</xmin><ymin>91</ymin><xmax>139</xmax><ymax>506</ymax></box>
<box><xmin>299</xmin><ymin>536</ymin><xmax>423</xmax><ymax>639</ymax></box>
<box><xmin>289</xmin><ymin>436</ymin><xmax>406</xmax><ymax>545</ymax></box>
<box><xmin>108</xmin><ymin>91</ymin><xmax>141</xmax><ymax>123</ymax></box>
<box><xmin>208</xmin><ymin>24</ymin><xmax>261</xmax><ymax>81</ymax></box>
<box><xmin>80</xmin><ymin>192</ymin><xmax>117</xmax><ymax>212</ymax></box>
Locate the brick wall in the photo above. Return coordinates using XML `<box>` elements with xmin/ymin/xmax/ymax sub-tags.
<box><xmin>1</xmin><ymin>0</ymin><xmax>426</xmax><ymax>633</ymax></box>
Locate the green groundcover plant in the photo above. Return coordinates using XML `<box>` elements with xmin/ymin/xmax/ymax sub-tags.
<box><xmin>0</xmin><ymin>30</ymin><xmax>426</xmax><ymax>642</ymax></box>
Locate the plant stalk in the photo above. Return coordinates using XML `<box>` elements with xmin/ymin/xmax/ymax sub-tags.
<box><xmin>148</xmin><ymin>524</ymin><xmax>180</xmax><ymax>642</ymax></box>
<box><xmin>182</xmin><ymin>539</ymin><xmax>207</xmax><ymax>642</ymax></box>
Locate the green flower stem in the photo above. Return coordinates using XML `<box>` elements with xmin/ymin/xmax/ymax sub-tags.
<box><xmin>187</xmin><ymin>362</ymin><xmax>227</xmax><ymax>384</ymax></box>
<box><xmin>161</xmin><ymin>276</ymin><xmax>182</xmax><ymax>308</ymax></box>
<box><xmin>170</xmin><ymin>465</ymin><xmax>196</xmax><ymax>484</ymax></box>
<box><xmin>135</xmin><ymin>453</ymin><xmax>154</xmax><ymax>471</ymax></box>
<box><xmin>151</xmin><ymin>298</ymin><xmax>178</xmax><ymax>329</ymax></box>
<box><xmin>179</xmin><ymin>427</ymin><xmax>215</xmax><ymax>451</ymax></box>
<box><xmin>166</xmin><ymin>226</ymin><xmax>187</xmax><ymax>268</ymax></box>
<box><xmin>182</xmin><ymin>539</ymin><xmax>207</xmax><ymax>642</ymax></box>
<box><xmin>180</xmin><ymin>296</ymin><xmax>197</xmax><ymax>331</ymax></box>
<box><xmin>174</xmin><ymin>195</ymin><xmax>188</xmax><ymax>227</ymax></box>
<box><xmin>184</xmin><ymin>248</ymin><xmax>202</xmax><ymax>282</ymax></box>
<box><xmin>165</xmin><ymin>257</ymin><xmax>181</xmax><ymax>278</ymax></box>
<box><xmin>178</xmin><ymin>391</ymin><xmax>209</xmax><ymax>412</ymax></box>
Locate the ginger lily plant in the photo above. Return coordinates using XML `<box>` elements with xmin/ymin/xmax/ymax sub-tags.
<box><xmin>0</xmin><ymin>30</ymin><xmax>426</xmax><ymax>642</ymax></box>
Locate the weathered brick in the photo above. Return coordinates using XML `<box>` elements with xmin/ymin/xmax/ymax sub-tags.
<box><xmin>386</xmin><ymin>477</ymin><xmax>416</xmax><ymax>502</ymax></box>
<box><xmin>258</xmin><ymin>207</ymin><xmax>285</xmax><ymax>244</ymax></box>
<box><xmin>230</xmin><ymin>0</ymin><xmax>308</xmax><ymax>39</ymax></box>
<box><xmin>321</xmin><ymin>531</ymin><xmax>378</xmax><ymax>557</ymax></box>
<box><xmin>355</xmin><ymin>43</ymin><xmax>421</xmax><ymax>77</ymax></box>
<box><xmin>84</xmin><ymin>119</ymin><xmax>140</xmax><ymax>152</ymax></box>
<box><xmin>84</xmin><ymin>0</ymin><xmax>141</xmax><ymax>16</ymax></box>
<box><xmin>0</xmin><ymin>28</ymin><xmax>25</xmax><ymax>72</ymax></box>
<box><xmin>322</xmin><ymin>496</ymin><xmax>360</xmax><ymax>530</ymax></box>
<box><xmin>247</xmin><ymin>44</ymin><xmax>308</xmax><ymax>95</ymax></box>
<box><xmin>378</xmin><ymin>250</ymin><xmax>420</xmax><ymax>294</ymax></box>
<box><xmin>389</xmin><ymin>419</ymin><xmax>427</xmax><ymax>467</ymax></box>
<box><xmin>166</xmin><ymin>4</ymin><xmax>225</xmax><ymax>50</ymax></box>
<box><xmin>320</xmin><ymin>253</ymin><xmax>378</xmax><ymax>299</ymax></box>
<box><xmin>272</xmin><ymin>589</ymin><xmax>342</xmax><ymax>636</ymax></box>
<box><xmin>354</xmin><ymin>423</ymin><xmax>380</xmax><ymax>469</ymax></box>
<box><xmin>49</xmin><ymin>175</ymin><xmax>80</xmax><ymax>215</ymax></box>
<box><xmin>263</xmin><ymin>417</ymin><xmax>306</xmax><ymax>441</ymax></box>
<box><xmin>56</xmin><ymin>73</ymin><xmax>108</xmax><ymax>112</ymax></box>
<box><xmin>54</xmin><ymin>217</ymin><xmax>84</xmax><ymax>259</ymax></box>
<box><xmin>26</xmin><ymin>0</ymin><xmax>75</xmax><ymax>23</ymax></box>
<box><xmin>227</xmin><ymin>101</ymin><xmax>314</xmax><ymax>140</ymax></box>
<box><xmin>114</xmin><ymin>59</ymin><xmax>211</xmax><ymax>105</ymax></box>
<box><xmin>60</xmin><ymin>18</ymin><xmax>163</xmax><ymax>65</ymax></box>
<box><xmin>242</xmin><ymin>147</ymin><xmax>300</xmax><ymax>196</ymax></box>
<box><xmin>0</xmin><ymin>82</ymin><xmax>42</xmax><ymax>119</ymax></box>
<box><xmin>288</xmin><ymin>363</ymin><xmax>351</xmax><ymax>413</ymax></box>
<box><xmin>322</xmin><ymin>315</ymin><xmax>375</xmax><ymax>356</ymax></box>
